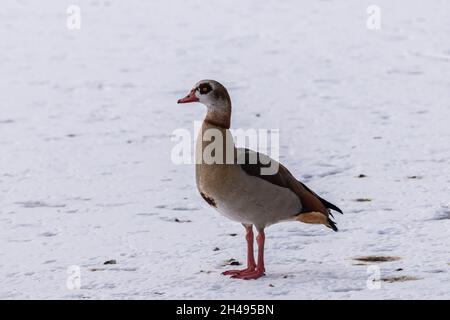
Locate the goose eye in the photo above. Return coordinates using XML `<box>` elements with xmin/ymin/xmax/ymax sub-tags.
<box><xmin>199</xmin><ymin>83</ymin><xmax>212</xmax><ymax>94</ymax></box>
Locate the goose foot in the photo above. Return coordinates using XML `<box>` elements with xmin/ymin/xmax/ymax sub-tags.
<box><xmin>231</xmin><ymin>269</ymin><xmax>265</xmax><ymax>280</ymax></box>
<box><xmin>222</xmin><ymin>266</ymin><xmax>256</xmax><ymax>276</ymax></box>
<box><xmin>221</xmin><ymin>226</ymin><xmax>266</xmax><ymax>280</ymax></box>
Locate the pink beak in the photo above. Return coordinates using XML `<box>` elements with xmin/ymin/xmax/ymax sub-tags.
<box><xmin>177</xmin><ymin>89</ymin><xmax>199</xmax><ymax>104</ymax></box>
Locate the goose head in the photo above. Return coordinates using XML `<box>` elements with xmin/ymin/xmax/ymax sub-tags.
<box><xmin>178</xmin><ymin>80</ymin><xmax>230</xmax><ymax>106</ymax></box>
<box><xmin>178</xmin><ymin>79</ymin><xmax>231</xmax><ymax>128</ymax></box>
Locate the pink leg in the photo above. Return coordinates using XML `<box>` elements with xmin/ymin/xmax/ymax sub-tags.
<box><xmin>231</xmin><ymin>229</ymin><xmax>265</xmax><ymax>280</ymax></box>
<box><xmin>222</xmin><ymin>225</ymin><xmax>256</xmax><ymax>276</ymax></box>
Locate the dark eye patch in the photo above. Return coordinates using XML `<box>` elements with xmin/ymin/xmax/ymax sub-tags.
<box><xmin>198</xmin><ymin>83</ymin><xmax>213</xmax><ymax>95</ymax></box>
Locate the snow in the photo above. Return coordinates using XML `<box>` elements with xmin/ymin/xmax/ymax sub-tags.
<box><xmin>1</xmin><ymin>0</ymin><xmax>449</xmax><ymax>299</ymax></box>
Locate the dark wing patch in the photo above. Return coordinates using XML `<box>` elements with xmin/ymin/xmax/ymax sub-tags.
<box><xmin>238</xmin><ymin>148</ymin><xmax>343</xmax><ymax>216</ymax></box>
<box><xmin>238</xmin><ymin>148</ymin><xmax>289</xmax><ymax>188</ymax></box>
<box><xmin>327</xmin><ymin>217</ymin><xmax>338</xmax><ymax>232</ymax></box>
<box><xmin>298</xmin><ymin>181</ymin><xmax>343</xmax><ymax>214</ymax></box>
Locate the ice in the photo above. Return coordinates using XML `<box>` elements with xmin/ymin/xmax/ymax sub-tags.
<box><xmin>0</xmin><ymin>0</ymin><xmax>449</xmax><ymax>299</ymax></box>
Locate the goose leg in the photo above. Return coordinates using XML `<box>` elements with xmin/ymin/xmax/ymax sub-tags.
<box><xmin>231</xmin><ymin>229</ymin><xmax>265</xmax><ymax>280</ymax></box>
<box><xmin>222</xmin><ymin>224</ymin><xmax>256</xmax><ymax>276</ymax></box>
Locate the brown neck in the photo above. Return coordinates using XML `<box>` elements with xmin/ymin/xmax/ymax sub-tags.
<box><xmin>205</xmin><ymin>106</ymin><xmax>231</xmax><ymax>129</ymax></box>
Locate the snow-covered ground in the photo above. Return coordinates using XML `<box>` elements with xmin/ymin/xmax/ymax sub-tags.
<box><xmin>1</xmin><ymin>0</ymin><xmax>449</xmax><ymax>299</ymax></box>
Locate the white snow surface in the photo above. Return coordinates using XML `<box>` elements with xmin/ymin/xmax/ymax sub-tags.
<box><xmin>1</xmin><ymin>0</ymin><xmax>449</xmax><ymax>299</ymax></box>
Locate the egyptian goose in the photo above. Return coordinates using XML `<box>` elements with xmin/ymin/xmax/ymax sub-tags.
<box><xmin>178</xmin><ymin>80</ymin><xmax>342</xmax><ymax>280</ymax></box>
